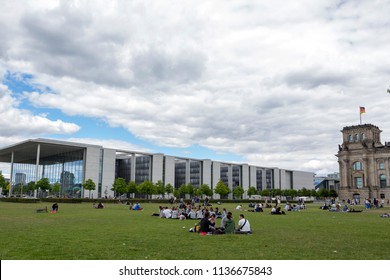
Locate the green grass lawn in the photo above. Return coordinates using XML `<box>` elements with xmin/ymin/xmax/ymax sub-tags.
<box><xmin>0</xmin><ymin>201</ymin><xmax>389</xmax><ymax>260</ymax></box>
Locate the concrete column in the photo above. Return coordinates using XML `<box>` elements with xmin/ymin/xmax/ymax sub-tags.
<box><xmin>185</xmin><ymin>159</ymin><xmax>190</xmax><ymax>185</ymax></box>
<box><xmin>8</xmin><ymin>151</ymin><xmax>14</xmax><ymax>197</ymax></box>
<box><xmin>131</xmin><ymin>153</ymin><xmax>136</xmax><ymax>182</ymax></box>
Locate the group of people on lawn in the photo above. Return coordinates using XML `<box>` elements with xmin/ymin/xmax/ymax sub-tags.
<box><xmin>154</xmin><ymin>203</ymin><xmax>251</xmax><ymax>234</ymax></box>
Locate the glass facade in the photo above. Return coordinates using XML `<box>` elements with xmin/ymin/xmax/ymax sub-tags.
<box><xmin>115</xmin><ymin>157</ymin><xmax>132</xmax><ymax>182</ymax></box>
<box><xmin>116</xmin><ymin>155</ymin><xmax>152</xmax><ymax>184</ymax></box>
<box><xmin>232</xmin><ymin>165</ymin><xmax>241</xmax><ymax>188</ymax></box>
<box><xmin>11</xmin><ymin>149</ymin><xmax>84</xmax><ymax>197</ymax></box>
<box><xmin>266</xmin><ymin>169</ymin><xmax>273</xmax><ymax>189</ymax></box>
<box><xmin>220</xmin><ymin>165</ymin><xmax>229</xmax><ymax>187</ymax></box>
<box><xmin>175</xmin><ymin>161</ymin><xmax>186</xmax><ymax>188</ymax></box>
<box><xmin>190</xmin><ymin>161</ymin><xmax>201</xmax><ymax>187</ymax></box>
<box><xmin>256</xmin><ymin>169</ymin><xmax>263</xmax><ymax>191</ymax></box>
<box><xmin>135</xmin><ymin>156</ymin><xmax>151</xmax><ymax>184</ymax></box>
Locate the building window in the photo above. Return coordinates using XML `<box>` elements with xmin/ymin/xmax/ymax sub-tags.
<box><xmin>354</xmin><ymin>177</ymin><xmax>363</xmax><ymax>188</ymax></box>
<box><xmin>352</xmin><ymin>161</ymin><xmax>363</xmax><ymax>171</ymax></box>
<box><xmin>379</xmin><ymin>174</ymin><xmax>387</xmax><ymax>188</ymax></box>
<box><xmin>348</xmin><ymin>135</ymin><xmax>353</xmax><ymax>142</ymax></box>
<box><xmin>361</xmin><ymin>133</ymin><xmax>365</xmax><ymax>140</ymax></box>
<box><xmin>354</xmin><ymin>133</ymin><xmax>359</xmax><ymax>142</ymax></box>
<box><xmin>379</xmin><ymin>162</ymin><xmax>385</xmax><ymax>169</ymax></box>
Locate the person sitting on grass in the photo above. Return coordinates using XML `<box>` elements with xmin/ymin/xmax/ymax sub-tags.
<box><xmin>132</xmin><ymin>203</ymin><xmax>142</xmax><ymax>210</ymax></box>
<box><xmin>271</xmin><ymin>206</ymin><xmax>285</xmax><ymax>215</ymax></box>
<box><xmin>209</xmin><ymin>213</ymin><xmax>217</xmax><ymax>228</ymax></box>
<box><xmin>235</xmin><ymin>214</ymin><xmax>252</xmax><ymax>234</ymax></box>
<box><xmin>171</xmin><ymin>207</ymin><xmax>179</xmax><ymax>219</ymax></box>
<box><xmin>51</xmin><ymin>203</ymin><xmax>59</xmax><ymax>212</ymax></box>
<box><xmin>221</xmin><ymin>212</ymin><xmax>235</xmax><ymax>234</ymax></box>
<box><xmin>199</xmin><ymin>211</ymin><xmax>214</xmax><ymax>235</ymax></box>
<box><xmin>93</xmin><ymin>202</ymin><xmax>104</xmax><ymax>209</ymax></box>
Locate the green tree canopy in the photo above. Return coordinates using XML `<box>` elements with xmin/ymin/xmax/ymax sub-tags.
<box><xmin>27</xmin><ymin>181</ymin><xmax>36</xmax><ymax>192</ymax></box>
<box><xmin>329</xmin><ymin>189</ymin><xmax>338</xmax><ymax>198</ymax></box>
<box><xmin>0</xmin><ymin>172</ymin><xmax>6</xmax><ymax>189</ymax></box>
<box><xmin>297</xmin><ymin>187</ymin><xmax>311</xmax><ymax>197</ymax></box>
<box><xmin>247</xmin><ymin>186</ymin><xmax>257</xmax><ymax>197</ymax></box>
<box><xmin>260</xmin><ymin>189</ymin><xmax>270</xmax><ymax>197</ymax></box>
<box><xmin>273</xmin><ymin>189</ymin><xmax>282</xmax><ymax>196</ymax></box>
<box><xmin>136</xmin><ymin>180</ymin><xmax>157</xmax><ymax>199</ymax></box>
<box><xmin>83</xmin><ymin>178</ymin><xmax>96</xmax><ymax>198</ymax></box>
<box><xmin>112</xmin><ymin>177</ymin><xmax>128</xmax><ymax>197</ymax></box>
<box><xmin>165</xmin><ymin>184</ymin><xmax>173</xmax><ymax>195</ymax></box>
<box><xmin>178</xmin><ymin>184</ymin><xmax>189</xmax><ymax>198</ymax></box>
<box><xmin>232</xmin><ymin>186</ymin><xmax>245</xmax><ymax>199</ymax></box>
<box><xmin>155</xmin><ymin>180</ymin><xmax>166</xmax><ymax>196</ymax></box>
<box><xmin>127</xmin><ymin>181</ymin><xmax>137</xmax><ymax>197</ymax></box>
<box><xmin>199</xmin><ymin>184</ymin><xmax>213</xmax><ymax>197</ymax></box>
<box><xmin>36</xmin><ymin>178</ymin><xmax>51</xmax><ymax>191</ymax></box>
<box><xmin>52</xmin><ymin>182</ymin><xmax>61</xmax><ymax>195</ymax></box>
<box><xmin>289</xmin><ymin>189</ymin><xmax>298</xmax><ymax>198</ymax></box>
<box><xmin>317</xmin><ymin>188</ymin><xmax>330</xmax><ymax>199</ymax></box>
<box><xmin>214</xmin><ymin>180</ymin><xmax>230</xmax><ymax>199</ymax></box>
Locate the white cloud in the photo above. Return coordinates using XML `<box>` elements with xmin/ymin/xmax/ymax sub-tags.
<box><xmin>1</xmin><ymin>0</ymin><xmax>390</xmax><ymax>175</ymax></box>
<box><xmin>0</xmin><ymin>84</ymin><xmax>80</xmax><ymax>137</ymax></box>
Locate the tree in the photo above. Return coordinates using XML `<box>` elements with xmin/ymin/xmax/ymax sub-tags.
<box><xmin>155</xmin><ymin>180</ymin><xmax>166</xmax><ymax>197</ymax></box>
<box><xmin>247</xmin><ymin>186</ymin><xmax>257</xmax><ymax>197</ymax></box>
<box><xmin>178</xmin><ymin>184</ymin><xmax>189</xmax><ymax>198</ymax></box>
<box><xmin>214</xmin><ymin>180</ymin><xmax>230</xmax><ymax>199</ymax></box>
<box><xmin>35</xmin><ymin>178</ymin><xmax>51</xmax><ymax>196</ymax></box>
<box><xmin>260</xmin><ymin>189</ymin><xmax>270</xmax><ymax>197</ymax></box>
<box><xmin>232</xmin><ymin>186</ymin><xmax>245</xmax><ymax>199</ymax></box>
<box><xmin>36</xmin><ymin>178</ymin><xmax>51</xmax><ymax>197</ymax></box>
<box><xmin>317</xmin><ymin>188</ymin><xmax>330</xmax><ymax>199</ymax></box>
<box><xmin>194</xmin><ymin>187</ymin><xmax>203</xmax><ymax>197</ymax></box>
<box><xmin>199</xmin><ymin>184</ymin><xmax>213</xmax><ymax>197</ymax></box>
<box><xmin>329</xmin><ymin>189</ymin><xmax>338</xmax><ymax>198</ymax></box>
<box><xmin>26</xmin><ymin>181</ymin><xmax>36</xmax><ymax>195</ymax></box>
<box><xmin>136</xmin><ymin>180</ymin><xmax>157</xmax><ymax>199</ymax></box>
<box><xmin>165</xmin><ymin>184</ymin><xmax>173</xmax><ymax>196</ymax></box>
<box><xmin>83</xmin><ymin>179</ymin><xmax>96</xmax><ymax>198</ymax></box>
<box><xmin>52</xmin><ymin>182</ymin><xmax>61</xmax><ymax>197</ymax></box>
<box><xmin>0</xmin><ymin>172</ymin><xmax>6</xmax><ymax>190</ymax></box>
<box><xmin>290</xmin><ymin>189</ymin><xmax>298</xmax><ymax>199</ymax></box>
<box><xmin>127</xmin><ymin>181</ymin><xmax>137</xmax><ymax>198</ymax></box>
<box><xmin>273</xmin><ymin>189</ymin><xmax>282</xmax><ymax>196</ymax></box>
<box><xmin>186</xmin><ymin>183</ymin><xmax>194</xmax><ymax>197</ymax></box>
<box><xmin>112</xmin><ymin>177</ymin><xmax>127</xmax><ymax>197</ymax></box>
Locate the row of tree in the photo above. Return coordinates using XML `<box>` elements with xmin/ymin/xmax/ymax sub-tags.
<box><xmin>0</xmin><ymin>172</ymin><xmax>337</xmax><ymax>199</ymax></box>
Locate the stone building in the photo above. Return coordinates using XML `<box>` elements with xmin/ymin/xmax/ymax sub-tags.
<box><xmin>337</xmin><ymin>124</ymin><xmax>390</xmax><ymax>203</ymax></box>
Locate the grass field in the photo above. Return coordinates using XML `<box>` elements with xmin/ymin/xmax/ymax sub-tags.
<box><xmin>0</xmin><ymin>201</ymin><xmax>389</xmax><ymax>260</ymax></box>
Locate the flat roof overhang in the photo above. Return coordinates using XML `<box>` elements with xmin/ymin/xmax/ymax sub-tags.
<box><xmin>0</xmin><ymin>138</ymin><xmax>102</xmax><ymax>163</ymax></box>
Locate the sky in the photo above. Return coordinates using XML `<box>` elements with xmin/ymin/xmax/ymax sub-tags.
<box><xmin>1</xmin><ymin>0</ymin><xmax>390</xmax><ymax>178</ymax></box>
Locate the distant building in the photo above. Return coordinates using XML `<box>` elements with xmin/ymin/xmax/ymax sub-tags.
<box><xmin>314</xmin><ymin>173</ymin><xmax>339</xmax><ymax>191</ymax></box>
<box><xmin>337</xmin><ymin>124</ymin><xmax>390</xmax><ymax>202</ymax></box>
<box><xmin>0</xmin><ymin>138</ymin><xmax>314</xmax><ymax>199</ymax></box>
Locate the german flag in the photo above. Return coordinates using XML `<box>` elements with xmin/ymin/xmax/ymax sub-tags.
<box><xmin>360</xmin><ymin>106</ymin><xmax>366</xmax><ymax>114</ymax></box>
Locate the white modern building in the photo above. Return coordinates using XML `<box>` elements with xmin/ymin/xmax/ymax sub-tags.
<box><xmin>0</xmin><ymin>138</ymin><xmax>314</xmax><ymax>199</ymax></box>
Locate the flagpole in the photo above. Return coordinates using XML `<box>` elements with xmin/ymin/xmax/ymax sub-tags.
<box><xmin>360</xmin><ymin>107</ymin><xmax>362</xmax><ymax>125</ymax></box>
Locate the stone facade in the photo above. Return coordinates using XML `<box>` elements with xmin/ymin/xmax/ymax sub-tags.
<box><xmin>337</xmin><ymin>124</ymin><xmax>390</xmax><ymax>202</ymax></box>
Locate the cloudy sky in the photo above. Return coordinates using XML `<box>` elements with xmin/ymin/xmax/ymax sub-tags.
<box><xmin>1</xmin><ymin>0</ymin><xmax>390</xmax><ymax>177</ymax></box>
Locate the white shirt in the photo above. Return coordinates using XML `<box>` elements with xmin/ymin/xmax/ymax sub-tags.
<box><xmin>163</xmin><ymin>208</ymin><xmax>172</xmax><ymax>218</ymax></box>
<box><xmin>238</xmin><ymin>218</ymin><xmax>251</xmax><ymax>232</ymax></box>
